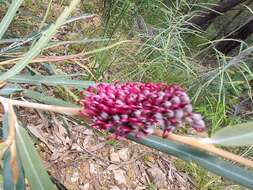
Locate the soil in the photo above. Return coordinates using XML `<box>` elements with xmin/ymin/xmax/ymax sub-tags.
<box><xmin>18</xmin><ymin>108</ymin><xmax>194</xmax><ymax>190</ymax></box>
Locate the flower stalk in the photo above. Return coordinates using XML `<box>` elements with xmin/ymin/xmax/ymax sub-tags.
<box><xmin>0</xmin><ymin>96</ymin><xmax>81</xmax><ymax>116</ymax></box>
<box><xmin>154</xmin><ymin>129</ymin><xmax>253</xmax><ymax>169</ymax></box>
<box><xmin>1</xmin><ymin>94</ymin><xmax>253</xmax><ymax>169</ymax></box>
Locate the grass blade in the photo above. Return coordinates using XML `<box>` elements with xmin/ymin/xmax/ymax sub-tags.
<box><xmin>0</xmin><ymin>0</ymin><xmax>23</xmax><ymax>40</ymax></box>
<box><xmin>16</xmin><ymin>125</ymin><xmax>57</xmax><ymax>190</ymax></box>
<box><xmin>127</xmin><ymin>134</ymin><xmax>253</xmax><ymax>189</ymax></box>
<box><xmin>0</xmin><ymin>0</ymin><xmax>80</xmax><ymax>82</ymax></box>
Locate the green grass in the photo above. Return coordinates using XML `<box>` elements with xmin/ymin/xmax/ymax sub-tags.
<box><xmin>145</xmin><ymin>183</ymin><xmax>156</xmax><ymax>190</ymax></box>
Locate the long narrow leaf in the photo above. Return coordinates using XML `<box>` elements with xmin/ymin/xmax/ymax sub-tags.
<box><xmin>209</xmin><ymin>121</ymin><xmax>253</xmax><ymax>146</ymax></box>
<box><xmin>23</xmin><ymin>90</ymin><xmax>79</xmax><ymax>107</ymax></box>
<box><xmin>0</xmin><ymin>84</ymin><xmax>22</xmax><ymax>96</ymax></box>
<box><xmin>3</xmin><ymin>112</ymin><xmax>15</xmax><ymax>190</ymax></box>
<box><xmin>16</xmin><ymin>125</ymin><xmax>57</xmax><ymax>190</ymax></box>
<box><xmin>3</xmin><ymin>150</ymin><xmax>16</xmax><ymax>190</ymax></box>
<box><xmin>14</xmin><ymin>152</ymin><xmax>25</xmax><ymax>190</ymax></box>
<box><xmin>0</xmin><ymin>0</ymin><xmax>80</xmax><ymax>82</ymax></box>
<box><xmin>0</xmin><ymin>0</ymin><xmax>23</xmax><ymax>40</ymax></box>
<box><xmin>127</xmin><ymin>134</ymin><xmax>253</xmax><ymax>189</ymax></box>
<box><xmin>2</xmin><ymin>112</ymin><xmax>25</xmax><ymax>190</ymax></box>
<box><xmin>8</xmin><ymin>74</ymin><xmax>94</xmax><ymax>88</ymax></box>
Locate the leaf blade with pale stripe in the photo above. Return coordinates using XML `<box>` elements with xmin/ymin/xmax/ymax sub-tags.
<box><xmin>210</xmin><ymin>121</ymin><xmax>253</xmax><ymax>146</ymax></box>
<box><xmin>16</xmin><ymin>126</ymin><xmax>57</xmax><ymax>190</ymax></box>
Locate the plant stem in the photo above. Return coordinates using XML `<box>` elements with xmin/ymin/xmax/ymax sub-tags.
<box><xmin>0</xmin><ymin>96</ymin><xmax>81</xmax><ymax>116</ymax></box>
<box><xmin>1</xmin><ymin>96</ymin><xmax>252</xmax><ymax>168</ymax></box>
<box><xmin>154</xmin><ymin>129</ymin><xmax>253</xmax><ymax>169</ymax></box>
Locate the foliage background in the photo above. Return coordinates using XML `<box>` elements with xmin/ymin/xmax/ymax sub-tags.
<box><xmin>0</xmin><ymin>0</ymin><xmax>253</xmax><ymax>189</ymax></box>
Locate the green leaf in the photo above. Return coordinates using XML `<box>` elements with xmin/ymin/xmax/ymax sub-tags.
<box><xmin>127</xmin><ymin>134</ymin><xmax>253</xmax><ymax>189</ymax></box>
<box><xmin>209</xmin><ymin>121</ymin><xmax>253</xmax><ymax>146</ymax></box>
<box><xmin>0</xmin><ymin>84</ymin><xmax>22</xmax><ymax>96</ymax></box>
<box><xmin>3</xmin><ymin>113</ymin><xmax>15</xmax><ymax>190</ymax></box>
<box><xmin>0</xmin><ymin>168</ymin><xmax>3</xmax><ymax>187</ymax></box>
<box><xmin>14</xmin><ymin>153</ymin><xmax>26</xmax><ymax>190</ymax></box>
<box><xmin>4</xmin><ymin>146</ymin><xmax>26</xmax><ymax>190</ymax></box>
<box><xmin>0</xmin><ymin>0</ymin><xmax>23</xmax><ymax>40</ymax></box>
<box><xmin>23</xmin><ymin>90</ymin><xmax>78</xmax><ymax>107</ymax></box>
<box><xmin>0</xmin><ymin>1</ymin><xmax>8</xmax><ymax>4</ymax></box>
<box><xmin>0</xmin><ymin>0</ymin><xmax>80</xmax><ymax>82</ymax></box>
<box><xmin>16</xmin><ymin>125</ymin><xmax>57</xmax><ymax>190</ymax></box>
<box><xmin>3</xmin><ymin>149</ymin><xmax>16</xmax><ymax>190</ymax></box>
<box><xmin>7</xmin><ymin>74</ymin><xmax>94</xmax><ymax>88</ymax></box>
<box><xmin>2</xmin><ymin>112</ymin><xmax>25</xmax><ymax>190</ymax></box>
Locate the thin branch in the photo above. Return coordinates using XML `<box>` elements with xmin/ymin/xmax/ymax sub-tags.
<box><xmin>188</xmin><ymin>0</ymin><xmax>248</xmax><ymax>30</ymax></box>
<box><xmin>215</xmin><ymin>17</ymin><xmax>253</xmax><ymax>54</ymax></box>
<box><xmin>0</xmin><ymin>53</ymin><xmax>86</xmax><ymax>65</ymax></box>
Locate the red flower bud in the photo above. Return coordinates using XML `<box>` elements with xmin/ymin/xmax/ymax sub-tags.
<box><xmin>80</xmin><ymin>82</ymin><xmax>206</xmax><ymax>137</ymax></box>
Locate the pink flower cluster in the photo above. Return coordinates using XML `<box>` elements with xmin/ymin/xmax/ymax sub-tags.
<box><xmin>80</xmin><ymin>82</ymin><xmax>205</xmax><ymax>138</ymax></box>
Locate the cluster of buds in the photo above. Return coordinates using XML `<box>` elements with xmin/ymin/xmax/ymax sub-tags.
<box><xmin>79</xmin><ymin>82</ymin><xmax>205</xmax><ymax>138</ymax></box>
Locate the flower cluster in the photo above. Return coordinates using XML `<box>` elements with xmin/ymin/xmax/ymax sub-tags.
<box><xmin>80</xmin><ymin>82</ymin><xmax>205</xmax><ymax>138</ymax></box>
